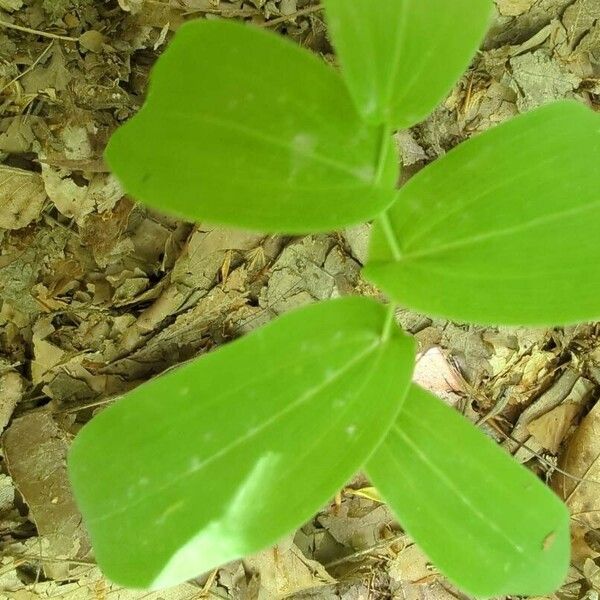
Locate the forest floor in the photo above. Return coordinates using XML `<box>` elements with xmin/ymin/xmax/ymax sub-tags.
<box><xmin>1</xmin><ymin>0</ymin><xmax>600</xmax><ymax>598</ymax></box>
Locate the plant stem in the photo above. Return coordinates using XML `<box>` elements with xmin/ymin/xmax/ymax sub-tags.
<box><xmin>374</xmin><ymin>124</ymin><xmax>392</xmax><ymax>186</ymax></box>
<box><xmin>381</xmin><ymin>302</ymin><xmax>398</xmax><ymax>342</ymax></box>
<box><xmin>375</xmin><ymin>125</ymin><xmax>400</xmax><ymax>340</ymax></box>
<box><xmin>374</xmin><ymin>124</ymin><xmax>402</xmax><ymax>262</ymax></box>
<box><xmin>379</xmin><ymin>210</ymin><xmax>402</xmax><ymax>261</ymax></box>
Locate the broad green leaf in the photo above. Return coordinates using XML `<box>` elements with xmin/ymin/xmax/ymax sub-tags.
<box><xmin>323</xmin><ymin>0</ymin><xmax>493</xmax><ymax>129</ymax></box>
<box><xmin>364</xmin><ymin>101</ymin><xmax>600</xmax><ymax>325</ymax></box>
<box><xmin>68</xmin><ymin>297</ymin><xmax>415</xmax><ymax>589</ymax></box>
<box><xmin>366</xmin><ymin>385</ymin><xmax>570</xmax><ymax>597</ymax></box>
<box><xmin>105</xmin><ymin>20</ymin><xmax>398</xmax><ymax>234</ymax></box>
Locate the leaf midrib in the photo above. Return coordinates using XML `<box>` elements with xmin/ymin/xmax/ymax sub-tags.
<box><xmin>152</xmin><ymin>110</ymin><xmax>377</xmax><ymax>184</ymax></box>
<box><xmin>401</xmin><ymin>149</ymin><xmax>558</xmax><ymax>250</ymax></box>
<box><xmin>387</xmin><ymin>420</ymin><xmax>548</xmax><ymax>567</ymax></box>
<box><xmin>388</xmin><ymin>195</ymin><xmax>600</xmax><ymax>264</ymax></box>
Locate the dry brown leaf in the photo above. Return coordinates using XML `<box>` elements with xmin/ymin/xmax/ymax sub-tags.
<box><xmin>1</xmin><ymin>560</ymin><xmax>202</xmax><ymax>599</ymax></box>
<box><xmin>0</xmin><ymin>372</ymin><xmax>22</xmax><ymax>433</ymax></box>
<box><xmin>0</xmin><ymin>0</ymin><xmax>23</xmax><ymax>10</ymax></box>
<box><xmin>260</xmin><ymin>236</ymin><xmax>340</xmax><ymax>315</ymax></box>
<box><xmin>562</xmin><ymin>0</ymin><xmax>600</xmax><ymax>48</ymax></box>
<box><xmin>506</xmin><ymin>369</ymin><xmax>590</xmax><ymax>460</ymax></box>
<box><xmin>171</xmin><ymin>226</ymin><xmax>263</xmax><ymax>291</ymax></box>
<box><xmin>21</xmin><ymin>44</ymin><xmax>72</xmax><ymax>94</ymax></box>
<box><xmin>510</xmin><ymin>50</ymin><xmax>579</xmax><ymax>111</ymax></box>
<box><xmin>319</xmin><ymin>496</ymin><xmax>396</xmax><ymax>550</ymax></box>
<box><xmin>106</xmin><ymin>271</ymin><xmax>251</xmax><ymax>380</ymax></box>
<box><xmin>343</xmin><ymin>224</ymin><xmax>370</xmax><ymax>265</ymax></box>
<box><xmin>244</xmin><ymin>537</ymin><xmax>335</xmax><ymax>599</ymax></box>
<box><xmin>41</xmin><ymin>165</ymin><xmax>92</xmax><ymax>220</ymax></box>
<box><xmin>388</xmin><ymin>543</ymin><xmax>432</xmax><ymax>581</ymax></box>
<box><xmin>0</xmin><ymin>167</ymin><xmax>46</xmax><ymax>230</ymax></box>
<box><xmin>527</xmin><ymin>402</ymin><xmax>581</xmax><ymax>453</ymax></box>
<box><xmin>388</xmin><ymin>544</ymin><xmax>459</xmax><ymax>600</ymax></box>
<box><xmin>41</xmin><ymin>165</ymin><xmax>123</xmax><ymax>224</ymax></box>
<box><xmin>118</xmin><ymin>0</ymin><xmax>144</xmax><ymax>13</ymax></box>
<box><xmin>31</xmin><ymin>319</ymin><xmax>65</xmax><ymax>386</ymax></box>
<box><xmin>396</xmin><ymin>130</ymin><xmax>427</xmax><ymax>166</ymax></box>
<box><xmin>553</xmin><ymin>400</ymin><xmax>600</xmax><ymax>566</ymax></box>
<box><xmin>497</xmin><ymin>0</ymin><xmax>536</xmax><ymax>16</ymax></box>
<box><xmin>3</xmin><ymin>411</ymin><xmax>90</xmax><ymax>580</ymax></box>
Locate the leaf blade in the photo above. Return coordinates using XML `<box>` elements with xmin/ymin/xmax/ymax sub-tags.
<box><xmin>364</xmin><ymin>101</ymin><xmax>600</xmax><ymax>325</ymax></box>
<box><xmin>324</xmin><ymin>0</ymin><xmax>493</xmax><ymax>128</ymax></box>
<box><xmin>68</xmin><ymin>297</ymin><xmax>415</xmax><ymax>589</ymax></box>
<box><xmin>366</xmin><ymin>385</ymin><xmax>570</xmax><ymax>596</ymax></box>
<box><xmin>105</xmin><ymin>20</ymin><xmax>397</xmax><ymax>234</ymax></box>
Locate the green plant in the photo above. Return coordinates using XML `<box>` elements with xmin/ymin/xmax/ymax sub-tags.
<box><xmin>67</xmin><ymin>0</ymin><xmax>600</xmax><ymax>595</ymax></box>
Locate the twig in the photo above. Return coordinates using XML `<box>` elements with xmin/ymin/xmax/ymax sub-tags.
<box><xmin>0</xmin><ymin>41</ymin><xmax>53</xmax><ymax>94</ymax></box>
<box><xmin>325</xmin><ymin>533</ymin><xmax>408</xmax><ymax>569</ymax></box>
<box><xmin>492</xmin><ymin>426</ymin><xmax>600</xmax><ymax>486</ymax></box>
<box><xmin>56</xmin><ymin>396</ymin><xmax>119</xmax><ymax>414</ymax></box>
<box><xmin>0</xmin><ymin>19</ymin><xmax>79</xmax><ymax>42</ymax></box>
<box><xmin>2</xmin><ymin>553</ymin><xmax>96</xmax><ymax>566</ymax></box>
<box><xmin>261</xmin><ymin>5</ymin><xmax>323</xmax><ymax>28</ymax></box>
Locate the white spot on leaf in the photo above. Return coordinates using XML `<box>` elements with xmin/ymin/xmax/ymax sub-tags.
<box><xmin>292</xmin><ymin>133</ymin><xmax>316</xmax><ymax>155</ymax></box>
<box><xmin>354</xmin><ymin>164</ymin><xmax>375</xmax><ymax>183</ymax></box>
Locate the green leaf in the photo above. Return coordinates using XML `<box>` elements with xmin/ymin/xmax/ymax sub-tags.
<box><xmin>323</xmin><ymin>0</ymin><xmax>493</xmax><ymax>129</ymax></box>
<box><xmin>68</xmin><ymin>297</ymin><xmax>415</xmax><ymax>589</ymax></box>
<box><xmin>104</xmin><ymin>20</ymin><xmax>398</xmax><ymax>234</ymax></box>
<box><xmin>366</xmin><ymin>385</ymin><xmax>570</xmax><ymax>597</ymax></box>
<box><xmin>364</xmin><ymin>101</ymin><xmax>600</xmax><ymax>325</ymax></box>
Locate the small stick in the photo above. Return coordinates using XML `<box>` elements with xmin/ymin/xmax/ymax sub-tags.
<box><xmin>325</xmin><ymin>533</ymin><xmax>408</xmax><ymax>568</ymax></box>
<box><xmin>0</xmin><ymin>18</ymin><xmax>79</xmax><ymax>42</ymax></box>
<box><xmin>0</xmin><ymin>41</ymin><xmax>53</xmax><ymax>94</ymax></box>
<box><xmin>261</xmin><ymin>5</ymin><xmax>323</xmax><ymax>28</ymax></box>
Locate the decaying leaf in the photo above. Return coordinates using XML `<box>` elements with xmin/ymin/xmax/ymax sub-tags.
<box><xmin>118</xmin><ymin>0</ymin><xmax>144</xmax><ymax>13</ymax></box>
<box><xmin>509</xmin><ymin>51</ymin><xmax>579</xmax><ymax>111</ymax></box>
<box><xmin>0</xmin><ymin>166</ymin><xmax>47</xmax><ymax>230</ymax></box>
<box><xmin>41</xmin><ymin>165</ymin><xmax>122</xmax><ymax>224</ymax></box>
<box><xmin>0</xmin><ymin>0</ymin><xmax>23</xmax><ymax>10</ymax></box>
<box><xmin>497</xmin><ymin>0</ymin><xmax>537</xmax><ymax>16</ymax></box>
<box><xmin>388</xmin><ymin>544</ymin><xmax>461</xmax><ymax>600</ymax></box>
<box><xmin>0</xmin><ymin>372</ymin><xmax>21</xmax><ymax>433</ymax></box>
<box><xmin>259</xmin><ymin>236</ymin><xmax>360</xmax><ymax>316</ymax></box>
<box><xmin>3</xmin><ymin>411</ymin><xmax>90</xmax><ymax>580</ymax></box>
<box><xmin>527</xmin><ymin>402</ymin><xmax>583</xmax><ymax>454</ymax></box>
<box><xmin>553</xmin><ymin>400</ymin><xmax>600</xmax><ymax>566</ymax></box>
<box><xmin>243</xmin><ymin>538</ymin><xmax>336</xmax><ymax>598</ymax></box>
<box><xmin>0</xmin><ymin>558</ymin><xmax>203</xmax><ymax>599</ymax></box>
<box><xmin>319</xmin><ymin>495</ymin><xmax>396</xmax><ymax>551</ymax></box>
<box><xmin>506</xmin><ymin>369</ymin><xmax>593</xmax><ymax>461</ymax></box>
<box><xmin>21</xmin><ymin>43</ymin><xmax>72</xmax><ymax>94</ymax></box>
<box><xmin>31</xmin><ymin>318</ymin><xmax>65</xmax><ymax>386</ymax></box>
<box><xmin>0</xmin><ymin>226</ymin><xmax>72</xmax><ymax>319</ymax></box>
